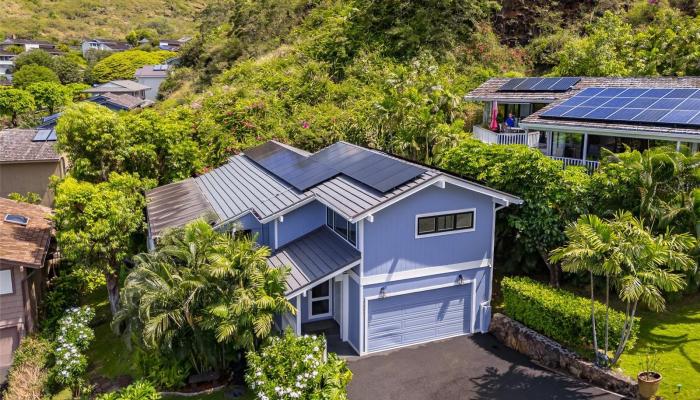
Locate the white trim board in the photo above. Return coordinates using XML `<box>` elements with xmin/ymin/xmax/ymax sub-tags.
<box><xmin>361</xmin><ymin>259</ymin><xmax>490</xmax><ymax>286</ymax></box>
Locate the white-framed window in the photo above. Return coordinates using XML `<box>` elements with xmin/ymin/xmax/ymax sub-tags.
<box><xmin>0</xmin><ymin>269</ymin><xmax>14</xmax><ymax>295</ymax></box>
<box><xmin>326</xmin><ymin>207</ymin><xmax>357</xmax><ymax>246</ymax></box>
<box><xmin>308</xmin><ymin>280</ymin><xmax>332</xmax><ymax>319</ymax></box>
<box><xmin>415</xmin><ymin>208</ymin><xmax>476</xmax><ymax>238</ymax></box>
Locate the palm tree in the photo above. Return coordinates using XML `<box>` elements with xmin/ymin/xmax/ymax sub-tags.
<box><xmin>115</xmin><ymin>219</ymin><xmax>294</xmax><ymax>373</ymax></box>
<box><xmin>550</xmin><ymin>211</ymin><xmax>697</xmax><ymax>367</ymax></box>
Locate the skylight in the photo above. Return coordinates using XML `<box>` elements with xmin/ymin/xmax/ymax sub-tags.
<box><xmin>4</xmin><ymin>214</ymin><xmax>29</xmax><ymax>226</ymax></box>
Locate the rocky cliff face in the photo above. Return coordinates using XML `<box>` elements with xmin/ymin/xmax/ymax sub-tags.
<box><xmin>492</xmin><ymin>0</ymin><xmax>631</xmax><ymax>46</ymax></box>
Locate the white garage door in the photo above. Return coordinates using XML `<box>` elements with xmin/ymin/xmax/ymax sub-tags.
<box><xmin>367</xmin><ymin>283</ymin><xmax>472</xmax><ymax>353</ymax></box>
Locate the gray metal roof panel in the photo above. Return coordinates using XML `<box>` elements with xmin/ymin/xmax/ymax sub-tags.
<box><xmin>267</xmin><ymin>226</ymin><xmax>361</xmax><ymax>295</ymax></box>
<box><xmin>146</xmin><ymin>178</ymin><xmax>216</xmax><ymax>237</ymax></box>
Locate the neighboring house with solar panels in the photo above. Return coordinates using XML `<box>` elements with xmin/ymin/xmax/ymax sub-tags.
<box><xmin>0</xmin><ymin>129</ymin><xmax>67</xmax><ymax>206</ymax></box>
<box><xmin>145</xmin><ymin>140</ymin><xmax>522</xmax><ymax>355</ymax></box>
<box><xmin>134</xmin><ymin>65</ymin><xmax>170</xmax><ymax>101</ymax></box>
<box><xmin>465</xmin><ymin>77</ymin><xmax>700</xmax><ymax>172</ymax></box>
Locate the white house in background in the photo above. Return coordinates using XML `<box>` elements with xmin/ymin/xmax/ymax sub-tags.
<box><xmin>81</xmin><ymin>39</ymin><xmax>131</xmax><ymax>57</ymax></box>
<box><xmin>0</xmin><ymin>39</ymin><xmax>60</xmax><ymax>54</ymax></box>
<box><xmin>0</xmin><ymin>53</ymin><xmax>15</xmax><ymax>80</ymax></box>
<box><xmin>134</xmin><ymin>65</ymin><xmax>170</xmax><ymax>101</ymax></box>
<box><xmin>465</xmin><ymin>77</ymin><xmax>700</xmax><ymax>172</ymax></box>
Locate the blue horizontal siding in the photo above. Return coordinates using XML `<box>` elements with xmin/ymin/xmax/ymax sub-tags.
<box><xmin>362</xmin><ymin>183</ymin><xmax>494</xmax><ymax>277</ymax></box>
<box><xmin>348</xmin><ymin>276</ymin><xmax>361</xmax><ymax>351</ymax></box>
<box><xmin>276</xmin><ymin>201</ymin><xmax>326</xmax><ymax>248</ymax></box>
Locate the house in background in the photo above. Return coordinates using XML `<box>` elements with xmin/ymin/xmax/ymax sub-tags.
<box><xmin>0</xmin><ymin>38</ymin><xmax>60</xmax><ymax>54</ymax></box>
<box><xmin>146</xmin><ymin>141</ymin><xmax>521</xmax><ymax>355</ymax></box>
<box><xmin>81</xmin><ymin>38</ymin><xmax>131</xmax><ymax>57</ymax></box>
<box><xmin>134</xmin><ymin>65</ymin><xmax>170</xmax><ymax>101</ymax></box>
<box><xmin>465</xmin><ymin>77</ymin><xmax>700</xmax><ymax>172</ymax></box>
<box><xmin>157</xmin><ymin>37</ymin><xmax>190</xmax><ymax>51</ymax></box>
<box><xmin>83</xmin><ymin>80</ymin><xmax>150</xmax><ymax>100</ymax></box>
<box><xmin>0</xmin><ymin>52</ymin><xmax>15</xmax><ymax>80</ymax></box>
<box><xmin>0</xmin><ymin>198</ymin><xmax>53</xmax><ymax>382</ymax></box>
<box><xmin>0</xmin><ymin>129</ymin><xmax>67</xmax><ymax>206</ymax></box>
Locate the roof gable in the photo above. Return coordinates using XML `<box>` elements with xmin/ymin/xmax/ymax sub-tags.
<box><xmin>0</xmin><ymin>198</ymin><xmax>52</xmax><ymax>268</ymax></box>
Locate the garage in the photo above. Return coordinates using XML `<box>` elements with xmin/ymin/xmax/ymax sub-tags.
<box><xmin>366</xmin><ymin>283</ymin><xmax>473</xmax><ymax>353</ymax></box>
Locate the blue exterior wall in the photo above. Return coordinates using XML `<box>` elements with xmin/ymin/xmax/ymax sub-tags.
<box><xmin>363</xmin><ymin>266</ymin><xmax>491</xmax><ymax>333</ymax></box>
<box><xmin>276</xmin><ymin>201</ymin><xmax>326</xmax><ymax>248</ymax></box>
<box><xmin>362</xmin><ymin>183</ymin><xmax>494</xmax><ymax>276</ymax></box>
<box><xmin>235</xmin><ymin>213</ymin><xmax>271</xmax><ymax>247</ymax></box>
<box><xmin>348</xmin><ymin>276</ymin><xmax>361</xmax><ymax>351</ymax></box>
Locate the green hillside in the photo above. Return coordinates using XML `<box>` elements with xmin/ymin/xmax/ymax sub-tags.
<box><xmin>0</xmin><ymin>0</ymin><xmax>207</xmax><ymax>43</ymax></box>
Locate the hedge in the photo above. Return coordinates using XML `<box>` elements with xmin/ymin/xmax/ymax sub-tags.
<box><xmin>501</xmin><ymin>276</ymin><xmax>639</xmax><ymax>353</ymax></box>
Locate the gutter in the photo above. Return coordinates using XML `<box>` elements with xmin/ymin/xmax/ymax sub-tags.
<box><xmin>520</xmin><ymin>121</ymin><xmax>700</xmax><ymax>143</ymax></box>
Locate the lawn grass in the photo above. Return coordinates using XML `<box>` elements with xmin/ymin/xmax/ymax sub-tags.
<box><xmin>618</xmin><ymin>294</ymin><xmax>700</xmax><ymax>400</ymax></box>
<box><xmin>162</xmin><ymin>391</ymin><xmax>254</xmax><ymax>400</ymax></box>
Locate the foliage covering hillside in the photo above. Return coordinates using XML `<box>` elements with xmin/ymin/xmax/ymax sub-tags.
<box><xmin>0</xmin><ymin>0</ymin><xmax>206</xmax><ymax>42</ymax></box>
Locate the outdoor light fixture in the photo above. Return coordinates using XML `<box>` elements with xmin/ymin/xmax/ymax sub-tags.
<box><xmin>458</xmin><ymin>274</ymin><xmax>465</xmax><ymax>285</ymax></box>
<box><xmin>379</xmin><ymin>287</ymin><xmax>386</xmax><ymax>299</ymax></box>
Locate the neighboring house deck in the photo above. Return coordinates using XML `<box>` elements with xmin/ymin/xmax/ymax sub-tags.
<box><xmin>0</xmin><ymin>198</ymin><xmax>53</xmax><ymax>382</ymax></box>
<box><xmin>465</xmin><ymin>77</ymin><xmax>700</xmax><ymax>172</ymax></box>
<box><xmin>83</xmin><ymin>80</ymin><xmax>150</xmax><ymax>100</ymax></box>
<box><xmin>0</xmin><ymin>129</ymin><xmax>66</xmax><ymax>206</ymax></box>
<box><xmin>145</xmin><ymin>141</ymin><xmax>521</xmax><ymax>355</ymax></box>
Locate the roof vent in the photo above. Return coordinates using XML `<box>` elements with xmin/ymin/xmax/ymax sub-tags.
<box><xmin>4</xmin><ymin>214</ymin><xmax>29</xmax><ymax>226</ymax></box>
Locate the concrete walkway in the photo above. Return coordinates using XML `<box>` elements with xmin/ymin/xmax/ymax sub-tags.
<box><xmin>347</xmin><ymin>334</ymin><xmax>625</xmax><ymax>400</ymax></box>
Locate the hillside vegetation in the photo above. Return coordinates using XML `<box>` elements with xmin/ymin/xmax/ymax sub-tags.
<box><xmin>0</xmin><ymin>0</ymin><xmax>206</xmax><ymax>42</ymax></box>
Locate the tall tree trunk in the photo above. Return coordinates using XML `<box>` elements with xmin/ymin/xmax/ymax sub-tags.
<box><xmin>105</xmin><ymin>270</ymin><xmax>120</xmax><ymax>316</ymax></box>
<box><xmin>590</xmin><ymin>270</ymin><xmax>599</xmax><ymax>365</ymax></box>
<box><xmin>604</xmin><ymin>274</ymin><xmax>610</xmax><ymax>364</ymax></box>
<box><xmin>539</xmin><ymin>247</ymin><xmax>560</xmax><ymax>287</ymax></box>
<box><xmin>611</xmin><ymin>300</ymin><xmax>638</xmax><ymax>365</ymax></box>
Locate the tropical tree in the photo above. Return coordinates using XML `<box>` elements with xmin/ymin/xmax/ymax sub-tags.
<box><xmin>13</xmin><ymin>49</ymin><xmax>55</xmax><ymax>71</ymax></box>
<box><xmin>26</xmin><ymin>82</ymin><xmax>72</xmax><ymax>114</ymax></box>
<box><xmin>12</xmin><ymin>65</ymin><xmax>60</xmax><ymax>88</ymax></box>
<box><xmin>550</xmin><ymin>212</ymin><xmax>697</xmax><ymax>366</ymax></box>
<box><xmin>53</xmin><ymin>173</ymin><xmax>154</xmax><ymax>316</ymax></box>
<box><xmin>115</xmin><ymin>219</ymin><xmax>293</xmax><ymax>374</ymax></box>
<box><xmin>55</xmin><ymin>102</ymin><xmax>130</xmax><ymax>182</ymax></box>
<box><xmin>0</xmin><ymin>88</ymin><xmax>35</xmax><ymax>127</ymax></box>
<box><xmin>91</xmin><ymin>50</ymin><xmax>175</xmax><ymax>82</ymax></box>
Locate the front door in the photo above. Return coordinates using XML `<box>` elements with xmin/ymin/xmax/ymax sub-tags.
<box><xmin>308</xmin><ymin>280</ymin><xmax>332</xmax><ymax>320</ymax></box>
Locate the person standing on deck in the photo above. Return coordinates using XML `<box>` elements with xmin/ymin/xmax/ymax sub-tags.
<box><xmin>505</xmin><ymin>112</ymin><xmax>516</xmax><ymax>128</ymax></box>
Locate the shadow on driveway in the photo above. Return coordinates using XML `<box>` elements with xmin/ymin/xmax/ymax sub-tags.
<box><xmin>347</xmin><ymin>334</ymin><xmax>625</xmax><ymax>400</ymax></box>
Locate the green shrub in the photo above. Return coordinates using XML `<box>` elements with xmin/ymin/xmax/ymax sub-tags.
<box><xmin>2</xmin><ymin>336</ymin><xmax>52</xmax><ymax>400</ymax></box>
<box><xmin>246</xmin><ymin>330</ymin><xmax>352</xmax><ymax>400</ymax></box>
<box><xmin>501</xmin><ymin>276</ymin><xmax>639</xmax><ymax>353</ymax></box>
<box><xmin>50</xmin><ymin>306</ymin><xmax>95</xmax><ymax>397</ymax></box>
<box><xmin>96</xmin><ymin>380</ymin><xmax>161</xmax><ymax>400</ymax></box>
<box><xmin>133</xmin><ymin>348</ymin><xmax>190</xmax><ymax>389</ymax></box>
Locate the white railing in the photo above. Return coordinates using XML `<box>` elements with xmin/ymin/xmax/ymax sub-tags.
<box><xmin>472</xmin><ymin>125</ymin><xmax>540</xmax><ymax>148</ymax></box>
<box><xmin>549</xmin><ymin>156</ymin><xmax>600</xmax><ymax>173</ymax></box>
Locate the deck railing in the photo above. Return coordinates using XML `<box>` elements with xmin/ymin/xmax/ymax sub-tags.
<box><xmin>472</xmin><ymin>125</ymin><xmax>540</xmax><ymax>148</ymax></box>
<box><xmin>549</xmin><ymin>156</ymin><xmax>600</xmax><ymax>174</ymax></box>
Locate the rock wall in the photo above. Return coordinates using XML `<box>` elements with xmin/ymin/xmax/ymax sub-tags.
<box><xmin>489</xmin><ymin>313</ymin><xmax>638</xmax><ymax>398</ymax></box>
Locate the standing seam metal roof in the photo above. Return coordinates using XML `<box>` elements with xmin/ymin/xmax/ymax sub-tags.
<box><xmin>267</xmin><ymin>226</ymin><xmax>361</xmax><ymax>296</ymax></box>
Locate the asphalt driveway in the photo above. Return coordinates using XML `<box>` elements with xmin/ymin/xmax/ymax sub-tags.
<box><xmin>347</xmin><ymin>334</ymin><xmax>624</xmax><ymax>400</ymax></box>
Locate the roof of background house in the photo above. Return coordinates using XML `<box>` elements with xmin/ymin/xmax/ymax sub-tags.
<box><xmin>91</xmin><ymin>93</ymin><xmax>151</xmax><ymax>109</ymax></box>
<box><xmin>267</xmin><ymin>226</ymin><xmax>361</xmax><ymax>295</ymax></box>
<box><xmin>464</xmin><ymin>76</ymin><xmax>700</xmax><ymax>103</ymax></box>
<box><xmin>83</xmin><ymin>80</ymin><xmax>150</xmax><ymax>93</ymax></box>
<box><xmin>0</xmin><ymin>129</ymin><xmax>60</xmax><ymax>163</ymax></box>
<box><xmin>83</xmin><ymin>39</ymin><xmax>131</xmax><ymax>50</ymax></box>
<box><xmin>146</xmin><ymin>141</ymin><xmax>522</xmax><ymax>238</ymax></box>
<box><xmin>134</xmin><ymin>65</ymin><xmax>170</xmax><ymax>78</ymax></box>
<box><xmin>1</xmin><ymin>38</ymin><xmax>54</xmax><ymax>46</ymax></box>
<box><xmin>0</xmin><ymin>197</ymin><xmax>52</xmax><ymax>269</ymax></box>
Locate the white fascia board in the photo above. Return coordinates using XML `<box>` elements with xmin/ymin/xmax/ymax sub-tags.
<box><xmin>285</xmin><ymin>261</ymin><xmax>361</xmax><ymax>300</ymax></box>
<box><xmin>520</xmin><ymin>121</ymin><xmax>700</xmax><ymax>143</ymax></box>
<box><xmin>351</xmin><ymin>175</ymin><xmax>521</xmax><ymax>223</ymax></box>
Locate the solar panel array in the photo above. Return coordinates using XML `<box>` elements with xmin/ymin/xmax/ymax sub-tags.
<box><xmin>31</xmin><ymin>129</ymin><xmax>56</xmax><ymax>142</ymax></box>
<box><xmin>498</xmin><ymin>77</ymin><xmax>581</xmax><ymax>92</ymax></box>
<box><xmin>245</xmin><ymin>142</ymin><xmax>427</xmax><ymax>193</ymax></box>
<box><xmin>540</xmin><ymin>87</ymin><xmax>700</xmax><ymax>128</ymax></box>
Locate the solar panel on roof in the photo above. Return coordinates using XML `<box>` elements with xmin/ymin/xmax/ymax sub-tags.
<box><xmin>540</xmin><ymin>87</ymin><xmax>700</xmax><ymax>128</ymax></box>
<box><xmin>245</xmin><ymin>141</ymin><xmax>427</xmax><ymax>193</ymax></box>
<box><xmin>46</xmin><ymin>129</ymin><xmax>57</xmax><ymax>141</ymax></box>
<box><xmin>32</xmin><ymin>129</ymin><xmax>52</xmax><ymax>142</ymax></box>
<box><xmin>498</xmin><ymin>77</ymin><xmax>580</xmax><ymax>92</ymax></box>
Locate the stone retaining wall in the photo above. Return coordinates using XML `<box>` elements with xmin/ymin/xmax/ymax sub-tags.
<box><xmin>489</xmin><ymin>313</ymin><xmax>638</xmax><ymax>398</ymax></box>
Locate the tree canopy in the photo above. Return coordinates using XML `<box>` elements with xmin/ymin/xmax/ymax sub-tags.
<box><xmin>12</xmin><ymin>64</ymin><xmax>60</xmax><ymax>88</ymax></box>
<box><xmin>0</xmin><ymin>88</ymin><xmax>36</xmax><ymax>127</ymax></box>
<box><xmin>90</xmin><ymin>50</ymin><xmax>175</xmax><ymax>82</ymax></box>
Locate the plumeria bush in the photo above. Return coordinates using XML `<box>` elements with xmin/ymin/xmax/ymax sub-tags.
<box><xmin>246</xmin><ymin>330</ymin><xmax>352</xmax><ymax>400</ymax></box>
<box><xmin>50</xmin><ymin>306</ymin><xmax>95</xmax><ymax>397</ymax></box>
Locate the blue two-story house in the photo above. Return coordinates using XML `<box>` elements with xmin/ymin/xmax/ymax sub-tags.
<box><xmin>145</xmin><ymin>141</ymin><xmax>522</xmax><ymax>355</ymax></box>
